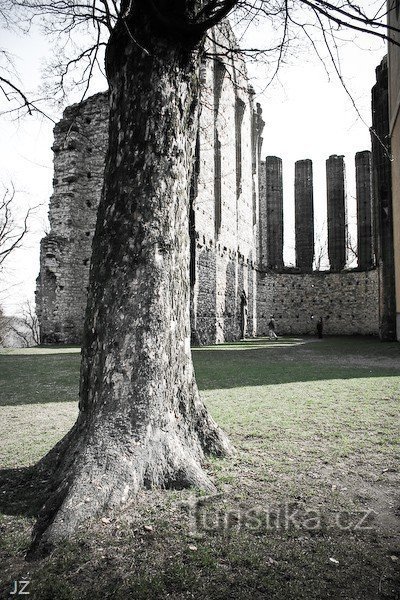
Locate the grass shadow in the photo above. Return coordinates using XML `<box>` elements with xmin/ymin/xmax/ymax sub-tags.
<box><xmin>193</xmin><ymin>337</ymin><xmax>400</xmax><ymax>391</ymax></box>
<box><xmin>0</xmin><ymin>464</ymin><xmax>49</xmax><ymax>518</ymax></box>
<box><xmin>0</xmin><ymin>351</ymin><xmax>80</xmax><ymax>407</ymax></box>
<box><xmin>1</xmin><ymin>337</ymin><xmax>399</xmax><ymax>405</ymax></box>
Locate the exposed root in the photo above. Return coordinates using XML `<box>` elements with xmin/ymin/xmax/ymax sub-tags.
<box><xmin>194</xmin><ymin>407</ymin><xmax>234</xmax><ymax>457</ymax></box>
<box><xmin>27</xmin><ymin>416</ymin><xmax>232</xmax><ymax>560</ymax></box>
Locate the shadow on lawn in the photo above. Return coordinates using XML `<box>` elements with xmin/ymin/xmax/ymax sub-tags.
<box><xmin>193</xmin><ymin>341</ymin><xmax>400</xmax><ymax>391</ymax></box>
<box><xmin>1</xmin><ymin>337</ymin><xmax>400</xmax><ymax>406</ymax></box>
<box><xmin>0</xmin><ymin>351</ymin><xmax>80</xmax><ymax>407</ymax></box>
<box><xmin>0</xmin><ymin>464</ymin><xmax>50</xmax><ymax>518</ymax></box>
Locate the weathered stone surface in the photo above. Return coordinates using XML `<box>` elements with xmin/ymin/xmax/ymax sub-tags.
<box><xmin>326</xmin><ymin>155</ymin><xmax>347</xmax><ymax>272</ymax></box>
<box><xmin>387</xmin><ymin>4</ymin><xmax>400</xmax><ymax>341</ymax></box>
<box><xmin>257</xmin><ymin>269</ymin><xmax>379</xmax><ymax>336</ymax></box>
<box><xmin>36</xmin><ymin>92</ymin><xmax>109</xmax><ymax>343</ymax></box>
<box><xmin>182</xmin><ymin>25</ymin><xmax>264</xmax><ymax>344</ymax></box>
<box><xmin>355</xmin><ymin>150</ymin><xmax>374</xmax><ymax>270</ymax></box>
<box><xmin>263</xmin><ymin>156</ymin><xmax>284</xmax><ymax>270</ymax></box>
<box><xmin>371</xmin><ymin>57</ymin><xmax>397</xmax><ymax>340</ymax></box>
<box><xmin>295</xmin><ymin>159</ymin><xmax>314</xmax><ymax>272</ymax></box>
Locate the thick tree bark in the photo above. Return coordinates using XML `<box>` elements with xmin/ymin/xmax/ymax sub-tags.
<box><xmin>29</xmin><ymin>7</ymin><xmax>232</xmax><ymax>557</ymax></box>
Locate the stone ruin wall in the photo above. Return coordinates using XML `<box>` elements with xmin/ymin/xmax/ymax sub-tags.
<box><xmin>37</xmin><ymin>25</ymin><xmax>264</xmax><ymax>345</ymax></box>
<box><xmin>257</xmin><ymin>151</ymin><xmax>379</xmax><ymax>336</ymax></box>
<box><xmin>36</xmin><ymin>92</ymin><xmax>109</xmax><ymax>343</ymax></box>
<box><xmin>191</xmin><ymin>26</ymin><xmax>263</xmax><ymax>344</ymax></box>
<box><xmin>371</xmin><ymin>57</ymin><xmax>397</xmax><ymax>340</ymax></box>
<box><xmin>36</xmin><ymin>21</ymin><xmax>382</xmax><ymax>344</ymax></box>
<box><xmin>257</xmin><ymin>271</ymin><xmax>378</xmax><ymax>336</ymax></box>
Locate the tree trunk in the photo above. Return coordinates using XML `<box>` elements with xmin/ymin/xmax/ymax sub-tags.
<box><xmin>29</xmin><ymin>9</ymin><xmax>232</xmax><ymax>557</ymax></box>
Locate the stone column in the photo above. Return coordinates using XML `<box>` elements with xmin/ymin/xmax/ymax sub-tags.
<box><xmin>295</xmin><ymin>159</ymin><xmax>314</xmax><ymax>272</ymax></box>
<box><xmin>326</xmin><ymin>155</ymin><xmax>347</xmax><ymax>272</ymax></box>
<box><xmin>265</xmin><ymin>156</ymin><xmax>284</xmax><ymax>270</ymax></box>
<box><xmin>355</xmin><ymin>150</ymin><xmax>374</xmax><ymax>270</ymax></box>
<box><xmin>371</xmin><ymin>56</ymin><xmax>396</xmax><ymax>340</ymax></box>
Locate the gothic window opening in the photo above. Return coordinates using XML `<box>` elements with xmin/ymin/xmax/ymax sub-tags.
<box><xmin>235</xmin><ymin>98</ymin><xmax>246</xmax><ymax>200</ymax></box>
<box><xmin>213</xmin><ymin>58</ymin><xmax>225</xmax><ymax>239</ymax></box>
<box><xmin>214</xmin><ymin>132</ymin><xmax>222</xmax><ymax>237</ymax></box>
<box><xmin>190</xmin><ymin>132</ymin><xmax>200</xmax><ymax>287</ymax></box>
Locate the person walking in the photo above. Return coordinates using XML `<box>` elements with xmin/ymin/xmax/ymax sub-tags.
<box><xmin>268</xmin><ymin>315</ymin><xmax>278</xmax><ymax>340</ymax></box>
<box><xmin>316</xmin><ymin>317</ymin><xmax>323</xmax><ymax>339</ymax></box>
<box><xmin>240</xmin><ymin>290</ymin><xmax>248</xmax><ymax>339</ymax></box>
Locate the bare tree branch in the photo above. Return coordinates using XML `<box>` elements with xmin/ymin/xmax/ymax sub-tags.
<box><xmin>0</xmin><ymin>184</ymin><xmax>40</xmax><ymax>268</ymax></box>
<box><xmin>1</xmin><ymin>0</ymin><xmax>398</xmax><ymax>123</ymax></box>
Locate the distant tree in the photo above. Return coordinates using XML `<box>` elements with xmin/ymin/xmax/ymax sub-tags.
<box><xmin>1</xmin><ymin>1</ymin><xmax>398</xmax><ymax>556</ymax></box>
<box><xmin>6</xmin><ymin>299</ymin><xmax>40</xmax><ymax>346</ymax></box>
<box><xmin>0</xmin><ymin>184</ymin><xmax>32</xmax><ymax>271</ymax></box>
<box><xmin>314</xmin><ymin>220</ymin><xmax>329</xmax><ymax>271</ymax></box>
<box><xmin>0</xmin><ymin>185</ymin><xmax>40</xmax><ymax>347</ymax></box>
<box><xmin>313</xmin><ymin>217</ymin><xmax>359</xmax><ymax>271</ymax></box>
<box><xmin>0</xmin><ymin>182</ymin><xmax>39</xmax><ymax>321</ymax></box>
<box><xmin>0</xmin><ymin>304</ymin><xmax>10</xmax><ymax>345</ymax></box>
<box><xmin>346</xmin><ymin>215</ymin><xmax>359</xmax><ymax>268</ymax></box>
<box><xmin>21</xmin><ymin>298</ymin><xmax>40</xmax><ymax>344</ymax></box>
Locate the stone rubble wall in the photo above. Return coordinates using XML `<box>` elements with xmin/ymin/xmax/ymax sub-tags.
<box><xmin>191</xmin><ymin>24</ymin><xmax>262</xmax><ymax>344</ymax></box>
<box><xmin>36</xmin><ymin>92</ymin><xmax>109</xmax><ymax>343</ymax></box>
<box><xmin>36</xmin><ymin>23</ymin><xmax>381</xmax><ymax>345</ymax></box>
<box><xmin>37</xmin><ymin>25</ymin><xmax>263</xmax><ymax>346</ymax></box>
<box><xmin>257</xmin><ymin>269</ymin><xmax>379</xmax><ymax>336</ymax></box>
<box><xmin>256</xmin><ymin>149</ymin><xmax>379</xmax><ymax>338</ymax></box>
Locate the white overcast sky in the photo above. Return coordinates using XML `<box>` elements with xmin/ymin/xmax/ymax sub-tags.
<box><xmin>0</xmin><ymin>3</ymin><xmax>386</xmax><ymax>315</ymax></box>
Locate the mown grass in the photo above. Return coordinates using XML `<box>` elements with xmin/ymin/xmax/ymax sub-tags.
<box><xmin>0</xmin><ymin>336</ymin><xmax>399</xmax><ymax>599</ymax></box>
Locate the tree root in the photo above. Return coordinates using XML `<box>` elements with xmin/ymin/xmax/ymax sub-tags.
<box><xmin>27</xmin><ymin>413</ymin><xmax>233</xmax><ymax>560</ymax></box>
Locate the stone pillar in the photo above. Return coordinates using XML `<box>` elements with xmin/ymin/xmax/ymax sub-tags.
<box><xmin>355</xmin><ymin>150</ymin><xmax>374</xmax><ymax>270</ymax></box>
<box><xmin>371</xmin><ymin>56</ymin><xmax>396</xmax><ymax>340</ymax></box>
<box><xmin>326</xmin><ymin>155</ymin><xmax>347</xmax><ymax>272</ymax></box>
<box><xmin>295</xmin><ymin>159</ymin><xmax>314</xmax><ymax>272</ymax></box>
<box><xmin>265</xmin><ymin>156</ymin><xmax>284</xmax><ymax>270</ymax></box>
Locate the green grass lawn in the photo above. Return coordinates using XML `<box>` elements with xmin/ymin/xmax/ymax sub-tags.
<box><xmin>0</xmin><ymin>337</ymin><xmax>399</xmax><ymax>599</ymax></box>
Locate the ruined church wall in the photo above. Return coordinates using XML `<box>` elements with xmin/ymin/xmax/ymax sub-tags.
<box><xmin>36</xmin><ymin>93</ymin><xmax>108</xmax><ymax>343</ymax></box>
<box><xmin>186</xmin><ymin>25</ymin><xmax>262</xmax><ymax>344</ymax></box>
<box><xmin>257</xmin><ymin>269</ymin><xmax>379</xmax><ymax>336</ymax></box>
<box><xmin>37</xmin><ymin>24</ymin><xmax>262</xmax><ymax>345</ymax></box>
<box><xmin>256</xmin><ymin>151</ymin><xmax>379</xmax><ymax>337</ymax></box>
<box><xmin>37</xmin><ymin>27</ymin><xmax>381</xmax><ymax>345</ymax></box>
